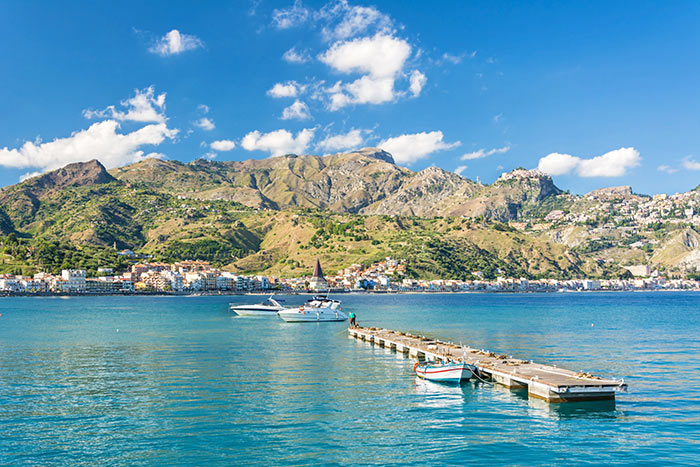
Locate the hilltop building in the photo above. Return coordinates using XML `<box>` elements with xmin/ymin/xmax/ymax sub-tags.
<box><xmin>308</xmin><ymin>258</ymin><xmax>329</xmax><ymax>291</ymax></box>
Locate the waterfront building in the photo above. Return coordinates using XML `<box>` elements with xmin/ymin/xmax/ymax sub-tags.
<box><xmin>217</xmin><ymin>275</ymin><xmax>234</xmax><ymax>291</ymax></box>
<box><xmin>61</xmin><ymin>269</ymin><xmax>86</xmax><ymax>293</ymax></box>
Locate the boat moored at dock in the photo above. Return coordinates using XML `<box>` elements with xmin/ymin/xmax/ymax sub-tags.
<box><xmin>415</xmin><ymin>361</ymin><xmax>475</xmax><ymax>383</ymax></box>
<box><xmin>349</xmin><ymin>326</ymin><xmax>627</xmax><ymax>403</ymax></box>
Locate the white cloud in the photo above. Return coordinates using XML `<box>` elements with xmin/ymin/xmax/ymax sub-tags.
<box><xmin>320</xmin><ymin>1</ymin><xmax>393</xmax><ymax>41</ymax></box>
<box><xmin>282</xmin><ymin>47</ymin><xmax>310</xmax><ymax>63</ymax></box>
<box><xmin>409</xmin><ymin>70</ymin><xmax>427</xmax><ymax>97</ymax></box>
<box><xmin>281</xmin><ymin>100</ymin><xmax>311</xmax><ymax>120</ymax></box>
<box><xmin>194</xmin><ymin>117</ymin><xmax>215</xmax><ymax>131</ymax></box>
<box><xmin>197</xmin><ymin>104</ymin><xmax>210</xmax><ymax>114</ymax></box>
<box><xmin>378</xmin><ymin>131</ymin><xmax>460</xmax><ymax>165</ymax></box>
<box><xmin>657</xmin><ymin>164</ymin><xmax>679</xmax><ymax>174</ymax></box>
<box><xmin>210</xmin><ymin>140</ymin><xmax>236</xmax><ymax>151</ymax></box>
<box><xmin>454</xmin><ymin>165</ymin><xmax>467</xmax><ymax>176</ymax></box>
<box><xmin>320</xmin><ymin>33</ymin><xmax>410</xmax><ymax>78</ymax></box>
<box><xmin>537</xmin><ymin>152</ymin><xmax>581</xmax><ymax>176</ymax></box>
<box><xmin>461</xmin><ymin>145</ymin><xmax>510</xmax><ymax>160</ymax></box>
<box><xmin>316</xmin><ymin>129</ymin><xmax>368</xmax><ymax>152</ymax></box>
<box><xmin>83</xmin><ymin>86</ymin><xmax>166</xmax><ymax>123</ymax></box>
<box><xmin>440</xmin><ymin>52</ymin><xmax>464</xmax><ymax>65</ymax></box>
<box><xmin>682</xmin><ymin>156</ymin><xmax>700</xmax><ymax>171</ymax></box>
<box><xmin>272</xmin><ymin>0</ymin><xmax>309</xmax><ymax>29</ymax></box>
<box><xmin>319</xmin><ymin>34</ymin><xmax>415</xmax><ymax>109</ymax></box>
<box><xmin>241</xmin><ymin>128</ymin><xmax>315</xmax><ymax>156</ymax></box>
<box><xmin>149</xmin><ymin>29</ymin><xmax>203</xmax><ymax>56</ymax></box>
<box><xmin>268</xmin><ymin>81</ymin><xmax>299</xmax><ymax>98</ymax></box>
<box><xmin>0</xmin><ymin>120</ymin><xmax>178</xmax><ymax>172</ymax></box>
<box><xmin>537</xmin><ymin>147</ymin><xmax>641</xmax><ymax>177</ymax></box>
<box><xmin>19</xmin><ymin>171</ymin><xmax>41</xmax><ymax>182</ymax></box>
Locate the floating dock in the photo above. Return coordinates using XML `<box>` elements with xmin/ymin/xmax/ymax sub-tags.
<box><xmin>349</xmin><ymin>326</ymin><xmax>627</xmax><ymax>403</ymax></box>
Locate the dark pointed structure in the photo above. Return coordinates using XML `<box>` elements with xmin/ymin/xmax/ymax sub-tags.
<box><xmin>312</xmin><ymin>258</ymin><xmax>324</xmax><ymax>279</ymax></box>
<box><xmin>309</xmin><ymin>258</ymin><xmax>328</xmax><ymax>291</ymax></box>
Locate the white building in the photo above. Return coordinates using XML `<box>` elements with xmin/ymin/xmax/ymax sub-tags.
<box><xmin>61</xmin><ymin>269</ymin><xmax>86</xmax><ymax>292</ymax></box>
<box><xmin>0</xmin><ymin>279</ymin><xmax>23</xmax><ymax>293</ymax></box>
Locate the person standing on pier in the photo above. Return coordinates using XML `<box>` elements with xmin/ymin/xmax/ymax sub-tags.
<box><xmin>348</xmin><ymin>311</ymin><xmax>356</xmax><ymax>328</ymax></box>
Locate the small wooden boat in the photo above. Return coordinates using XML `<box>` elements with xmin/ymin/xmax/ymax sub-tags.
<box><xmin>414</xmin><ymin>361</ymin><xmax>475</xmax><ymax>383</ymax></box>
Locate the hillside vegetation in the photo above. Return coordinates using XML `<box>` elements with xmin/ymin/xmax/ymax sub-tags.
<box><xmin>2</xmin><ymin>148</ymin><xmax>699</xmax><ymax>278</ymax></box>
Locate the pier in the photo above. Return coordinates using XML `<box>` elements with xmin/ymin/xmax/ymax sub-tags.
<box><xmin>348</xmin><ymin>326</ymin><xmax>627</xmax><ymax>403</ymax></box>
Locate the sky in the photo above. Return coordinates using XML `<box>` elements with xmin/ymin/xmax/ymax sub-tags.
<box><xmin>1</xmin><ymin>0</ymin><xmax>700</xmax><ymax>195</ymax></box>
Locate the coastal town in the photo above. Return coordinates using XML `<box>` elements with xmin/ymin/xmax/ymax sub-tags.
<box><xmin>1</xmin><ymin>256</ymin><xmax>698</xmax><ymax>295</ymax></box>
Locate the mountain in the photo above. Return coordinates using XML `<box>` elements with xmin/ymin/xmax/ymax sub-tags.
<box><xmin>111</xmin><ymin>148</ymin><xmax>413</xmax><ymax>212</ymax></box>
<box><xmin>1</xmin><ymin>149</ymin><xmax>699</xmax><ymax>278</ymax></box>
<box><xmin>111</xmin><ymin>149</ymin><xmax>564</xmax><ymax>220</ymax></box>
<box><xmin>0</xmin><ymin>159</ymin><xmax>115</xmax><ymax>227</ymax></box>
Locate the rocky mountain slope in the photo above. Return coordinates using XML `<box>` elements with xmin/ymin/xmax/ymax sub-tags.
<box><xmin>2</xmin><ymin>148</ymin><xmax>700</xmax><ymax>277</ymax></box>
<box><xmin>110</xmin><ymin>148</ymin><xmax>564</xmax><ymax>221</ymax></box>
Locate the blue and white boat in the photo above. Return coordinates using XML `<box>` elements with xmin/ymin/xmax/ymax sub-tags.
<box><xmin>414</xmin><ymin>361</ymin><xmax>475</xmax><ymax>383</ymax></box>
<box><xmin>230</xmin><ymin>296</ymin><xmax>285</xmax><ymax>316</ymax></box>
<box><xmin>277</xmin><ymin>295</ymin><xmax>347</xmax><ymax>322</ymax></box>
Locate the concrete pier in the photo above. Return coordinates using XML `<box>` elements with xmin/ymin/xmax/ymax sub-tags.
<box><xmin>348</xmin><ymin>326</ymin><xmax>627</xmax><ymax>403</ymax></box>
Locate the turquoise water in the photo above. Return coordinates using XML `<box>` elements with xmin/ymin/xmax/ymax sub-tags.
<box><xmin>1</xmin><ymin>292</ymin><xmax>699</xmax><ymax>465</ymax></box>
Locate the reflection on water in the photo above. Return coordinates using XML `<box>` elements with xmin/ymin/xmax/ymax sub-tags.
<box><xmin>528</xmin><ymin>398</ymin><xmax>620</xmax><ymax>420</ymax></box>
<box><xmin>0</xmin><ymin>293</ymin><xmax>699</xmax><ymax>465</ymax></box>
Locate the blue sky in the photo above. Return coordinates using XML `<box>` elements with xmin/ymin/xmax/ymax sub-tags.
<box><xmin>1</xmin><ymin>0</ymin><xmax>700</xmax><ymax>195</ymax></box>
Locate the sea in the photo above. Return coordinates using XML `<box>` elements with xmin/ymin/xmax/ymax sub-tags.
<box><xmin>0</xmin><ymin>292</ymin><xmax>699</xmax><ymax>465</ymax></box>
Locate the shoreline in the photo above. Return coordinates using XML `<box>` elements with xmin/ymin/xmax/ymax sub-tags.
<box><xmin>1</xmin><ymin>288</ymin><xmax>698</xmax><ymax>298</ymax></box>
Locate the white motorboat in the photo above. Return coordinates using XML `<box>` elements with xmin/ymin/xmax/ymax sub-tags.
<box><xmin>230</xmin><ymin>296</ymin><xmax>285</xmax><ymax>316</ymax></box>
<box><xmin>414</xmin><ymin>361</ymin><xmax>475</xmax><ymax>384</ymax></box>
<box><xmin>277</xmin><ymin>295</ymin><xmax>347</xmax><ymax>322</ymax></box>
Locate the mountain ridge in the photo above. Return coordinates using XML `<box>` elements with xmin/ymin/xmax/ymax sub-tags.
<box><xmin>2</xmin><ymin>150</ymin><xmax>700</xmax><ymax>278</ymax></box>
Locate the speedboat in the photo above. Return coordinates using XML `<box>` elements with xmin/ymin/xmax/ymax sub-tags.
<box><xmin>277</xmin><ymin>295</ymin><xmax>347</xmax><ymax>322</ymax></box>
<box><xmin>414</xmin><ymin>360</ymin><xmax>475</xmax><ymax>384</ymax></box>
<box><xmin>230</xmin><ymin>296</ymin><xmax>285</xmax><ymax>316</ymax></box>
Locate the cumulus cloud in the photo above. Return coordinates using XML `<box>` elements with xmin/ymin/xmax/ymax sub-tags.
<box><xmin>319</xmin><ymin>1</ymin><xmax>393</xmax><ymax>41</ymax></box>
<box><xmin>319</xmin><ymin>34</ymin><xmax>414</xmax><ymax>109</ymax></box>
<box><xmin>538</xmin><ymin>153</ymin><xmax>581</xmax><ymax>176</ymax></box>
<box><xmin>378</xmin><ymin>131</ymin><xmax>460</xmax><ymax>165</ymax></box>
<box><xmin>316</xmin><ymin>129</ymin><xmax>368</xmax><ymax>152</ymax></box>
<box><xmin>83</xmin><ymin>86</ymin><xmax>166</xmax><ymax>123</ymax></box>
<box><xmin>409</xmin><ymin>70</ymin><xmax>427</xmax><ymax>97</ymax></box>
<box><xmin>281</xmin><ymin>100</ymin><xmax>311</xmax><ymax>120</ymax></box>
<box><xmin>149</xmin><ymin>29</ymin><xmax>203</xmax><ymax>56</ymax></box>
<box><xmin>282</xmin><ymin>47</ymin><xmax>310</xmax><ymax>63</ymax></box>
<box><xmin>210</xmin><ymin>140</ymin><xmax>236</xmax><ymax>151</ymax></box>
<box><xmin>454</xmin><ymin>165</ymin><xmax>467</xmax><ymax>176</ymax></box>
<box><xmin>241</xmin><ymin>128</ymin><xmax>315</xmax><ymax>156</ymax></box>
<box><xmin>537</xmin><ymin>147</ymin><xmax>641</xmax><ymax>177</ymax></box>
<box><xmin>272</xmin><ymin>0</ymin><xmax>309</xmax><ymax>29</ymax></box>
<box><xmin>461</xmin><ymin>145</ymin><xmax>510</xmax><ymax>160</ymax></box>
<box><xmin>682</xmin><ymin>156</ymin><xmax>700</xmax><ymax>171</ymax></box>
<box><xmin>268</xmin><ymin>81</ymin><xmax>300</xmax><ymax>98</ymax></box>
<box><xmin>320</xmin><ymin>33</ymin><xmax>410</xmax><ymax>79</ymax></box>
<box><xmin>0</xmin><ymin>120</ymin><xmax>178</xmax><ymax>172</ymax></box>
<box><xmin>194</xmin><ymin>117</ymin><xmax>215</xmax><ymax>131</ymax></box>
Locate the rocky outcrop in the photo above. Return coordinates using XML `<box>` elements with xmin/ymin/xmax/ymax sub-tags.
<box><xmin>0</xmin><ymin>160</ymin><xmax>117</xmax><ymax>226</ymax></box>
